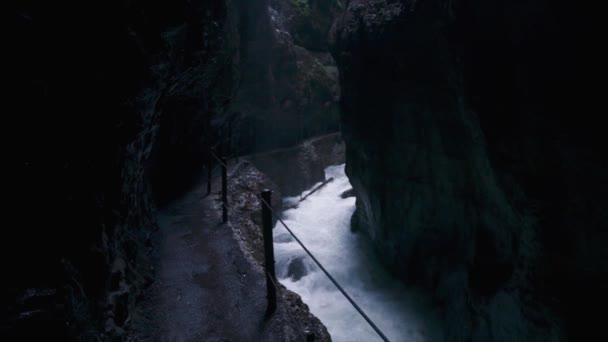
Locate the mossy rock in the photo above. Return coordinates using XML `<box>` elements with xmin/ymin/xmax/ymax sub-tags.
<box><xmin>288</xmin><ymin>0</ymin><xmax>343</xmax><ymax>50</ymax></box>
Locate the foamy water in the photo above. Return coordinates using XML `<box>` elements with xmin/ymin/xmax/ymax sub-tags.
<box><xmin>273</xmin><ymin>164</ymin><xmax>443</xmax><ymax>342</ymax></box>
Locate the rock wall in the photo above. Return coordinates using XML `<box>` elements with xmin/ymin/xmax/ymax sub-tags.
<box><xmin>7</xmin><ymin>0</ymin><xmax>235</xmax><ymax>339</ymax></box>
<box><xmin>226</xmin><ymin>0</ymin><xmax>342</xmax><ymax>152</ymax></box>
<box><xmin>247</xmin><ymin>133</ymin><xmax>345</xmax><ymax>196</ymax></box>
<box><xmin>271</xmin><ymin>0</ymin><xmax>344</xmax><ymax>51</ymax></box>
<box><xmin>331</xmin><ymin>0</ymin><xmax>606</xmax><ymax>340</ymax></box>
<box><xmin>226</xmin><ymin>162</ymin><xmax>331</xmax><ymax>341</ymax></box>
<box><xmin>6</xmin><ymin>0</ymin><xmax>345</xmax><ymax>338</ymax></box>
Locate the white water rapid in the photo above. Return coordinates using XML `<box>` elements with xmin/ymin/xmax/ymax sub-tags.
<box><xmin>273</xmin><ymin>164</ymin><xmax>443</xmax><ymax>342</ymax></box>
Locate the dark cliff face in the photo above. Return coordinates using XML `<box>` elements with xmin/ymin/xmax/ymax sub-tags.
<box><xmin>229</xmin><ymin>0</ymin><xmax>341</xmax><ymax>152</ymax></box>
<box><xmin>270</xmin><ymin>0</ymin><xmax>344</xmax><ymax>51</ymax></box>
<box><xmin>332</xmin><ymin>0</ymin><xmax>605</xmax><ymax>340</ymax></box>
<box><xmin>6</xmin><ymin>0</ymin><xmax>342</xmax><ymax>338</ymax></box>
<box><xmin>7</xmin><ymin>0</ymin><xmax>236</xmax><ymax>338</ymax></box>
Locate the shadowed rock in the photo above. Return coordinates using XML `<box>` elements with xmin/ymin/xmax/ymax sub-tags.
<box><xmin>340</xmin><ymin>188</ymin><xmax>354</xmax><ymax>199</ymax></box>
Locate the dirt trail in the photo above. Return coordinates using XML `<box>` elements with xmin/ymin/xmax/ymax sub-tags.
<box><xmin>134</xmin><ymin>169</ymin><xmax>287</xmax><ymax>341</ymax></box>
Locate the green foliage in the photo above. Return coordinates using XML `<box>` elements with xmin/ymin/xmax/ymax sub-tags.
<box><xmin>292</xmin><ymin>0</ymin><xmax>311</xmax><ymax>18</ymax></box>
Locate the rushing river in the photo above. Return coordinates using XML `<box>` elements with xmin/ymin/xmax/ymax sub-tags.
<box><xmin>273</xmin><ymin>164</ymin><xmax>443</xmax><ymax>342</ymax></box>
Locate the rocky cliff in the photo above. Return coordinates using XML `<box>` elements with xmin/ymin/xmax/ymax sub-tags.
<box><xmin>331</xmin><ymin>0</ymin><xmax>605</xmax><ymax>340</ymax></box>
<box><xmin>247</xmin><ymin>133</ymin><xmax>345</xmax><ymax>196</ymax></box>
<box><xmin>7</xmin><ymin>0</ymin><xmax>240</xmax><ymax>339</ymax></box>
<box><xmin>227</xmin><ymin>0</ymin><xmax>343</xmax><ymax>151</ymax></box>
<box><xmin>6</xmin><ymin>0</ymin><xmax>341</xmax><ymax>339</ymax></box>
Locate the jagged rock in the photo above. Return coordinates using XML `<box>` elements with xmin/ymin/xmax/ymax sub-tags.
<box><xmin>226</xmin><ymin>161</ymin><xmax>331</xmax><ymax>341</ymax></box>
<box><xmin>228</xmin><ymin>0</ymin><xmax>341</xmax><ymax>151</ymax></box>
<box><xmin>340</xmin><ymin>188</ymin><xmax>354</xmax><ymax>198</ymax></box>
<box><xmin>247</xmin><ymin>133</ymin><xmax>345</xmax><ymax>196</ymax></box>
<box><xmin>287</xmin><ymin>256</ymin><xmax>309</xmax><ymax>281</ymax></box>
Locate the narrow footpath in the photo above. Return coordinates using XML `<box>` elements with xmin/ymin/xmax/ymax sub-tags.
<box><xmin>133</xmin><ymin>162</ymin><xmax>328</xmax><ymax>341</ymax></box>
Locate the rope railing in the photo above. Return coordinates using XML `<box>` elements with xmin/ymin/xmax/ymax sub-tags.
<box><xmin>207</xmin><ymin>147</ymin><xmax>390</xmax><ymax>342</ymax></box>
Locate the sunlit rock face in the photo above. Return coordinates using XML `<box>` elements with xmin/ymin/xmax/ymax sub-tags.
<box><xmin>331</xmin><ymin>0</ymin><xmax>606</xmax><ymax>340</ymax></box>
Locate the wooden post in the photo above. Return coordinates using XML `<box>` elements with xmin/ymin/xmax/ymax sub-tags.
<box><xmin>261</xmin><ymin>190</ymin><xmax>276</xmax><ymax>315</ymax></box>
<box><xmin>207</xmin><ymin>158</ymin><xmax>212</xmax><ymax>195</ymax></box>
<box><xmin>221</xmin><ymin>157</ymin><xmax>228</xmax><ymax>223</ymax></box>
<box><xmin>208</xmin><ymin>147</ymin><xmax>215</xmax><ymax>195</ymax></box>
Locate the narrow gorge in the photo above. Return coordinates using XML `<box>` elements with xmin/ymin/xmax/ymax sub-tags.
<box><xmin>6</xmin><ymin>0</ymin><xmax>605</xmax><ymax>341</ymax></box>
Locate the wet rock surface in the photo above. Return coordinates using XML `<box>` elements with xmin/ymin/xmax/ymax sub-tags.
<box><xmin>229</xmin><ymin>161</ymin><xmax>331</xmax><ymax>341</ymax></box>
<box><xmin>332</xmin><ymin>0</ymin><xmax>606</xmax><ymax>340</ymax></box>
<box><xmin>247</xmin><ymin>133</ymin><xmax>345</xmax><ymax>196</ymax></box>
<box><xmin>271</xmin><ymin>0</ymin><xmax>344</xmax><ymax>51</ymax></box>
<box><xmin>228</xmin><ymin>0</ymin><xmax>341</xmax><ymax>152</ymax></box>
<box><xmin>286</xmin><ymin>256</ymin><xmax>310</xmax><ymax>281</ymax></box>
<box><xmin>340</xmin><ymin>188</ymin><xmax>355</xmax><ymax>199</ymax></box>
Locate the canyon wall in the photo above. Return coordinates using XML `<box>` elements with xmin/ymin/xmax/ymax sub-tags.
<box><xmin>331</xmin><ymin>0</ymin><xmax>606</xmax><ymax>340</ymax></box>
<box><xmin>247</xmin><ymin>133</ymin><xmax>345</xmax><ymax>196</ymax></box>
<box><xmin>7</xmin><ymin>0</ymin><xmax>239</xmax><ymax>338</ymax></box>
<box><xmin>227</xmin><ymin>0</ymin><xmax>343</xmax><ymax>152</ymax></box>
<box><xmin>6</xmin><ymin>0</ymin><xmax>342</xmax><ymax>339</ymax></box>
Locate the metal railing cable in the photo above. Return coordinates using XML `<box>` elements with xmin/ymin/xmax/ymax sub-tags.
<box><xmin>259</xmin><ymin>197</ymin><xmax>390</xmax><ymax>342</ymax></box>
<box><xmin>210</xmin><ymin>151</ymin><xmax>243</xmax><ymax>178</ymax></box>
<box><xmin>213</xmin><ymin>193</ymin><xmax>308</xmax><ymax>341</ymax></box>
<box><xmin>208</xmin><ymin>157</ymin><xmax>240</xmax><ymax>180</ymax></box>
<box><xmin>208</xmin><ymin>147</ymin><xmax>390</xmax><ymax>341</ymax></box>
<box><xmin>211</xmin><ymin>153</ymin><xmax>228</xmax><ymax>168</ymax></box>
